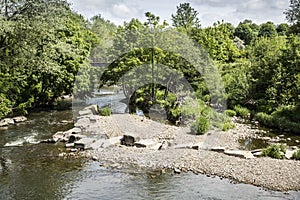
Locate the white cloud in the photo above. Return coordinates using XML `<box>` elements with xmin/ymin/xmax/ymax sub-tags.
<box><xmin>112</xmin><ymin>3</ymin><xmax>135</xmax><ymax>18</ymax></box>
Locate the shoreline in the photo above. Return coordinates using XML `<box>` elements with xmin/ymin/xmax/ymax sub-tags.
<box><xmin>53</xmin><ymin>105</ymin><xmax>300</xmax><ymax>192</ymax></box>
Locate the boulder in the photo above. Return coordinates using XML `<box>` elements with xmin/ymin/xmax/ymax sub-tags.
<box><xmin>75</xmin><ymin>117</ymin><xmax>91</xmax><ymax>128</ymax></box>
<box><xmin>89</xmin><ymin>139</ymin><xmax>106</xmax><ymax>150</ymax></box>
<box><xmin>134</xmin><ymin>139</ymin><xmax>157</xmax><ymax>148</ymax></box>
<box><xmin>65</xmin><ymin>127</ymin><xmax>81</xmax><ymax>134</ymax></box>
<box><xmin>74</xmin><ymin>138</ymin><xmax>95</xmax><ymax>150</ymax></box>
<box><xmin>65</xmin><ymin>143</ymin><xmax>75</xmax><ymax>148</ymax></box>
<box><xmin>121</xmin><ymin>134</ymin><xmax>139</xmax><ymax>146</ymax></box>
<box><xmin>0</xmin><ymin>118</ymin><xmax>14</xmax><ymax>127</ymax></box>
<box><xmin>192</xmin><ymin>142</ymin><xmax>204</xmax><ymax>150</ymax></box>
<box><xmin>150</xmin><ymin>143</ymin><xmax>163</xmax><ymax>150</ymax></box>
<box><xmin>224</xmin><ymin>150</ymin><xmax>255</xmax><ymax>159</ymax></box>
<box><xmin>68</xmin><ymin>134</ymin><xmax>87</xmax><ymax>143</ymax></box>
<box><xmin>13</xmin><ymin>116</ymin><xmax>27</xmax><ymax>123</ymax></box>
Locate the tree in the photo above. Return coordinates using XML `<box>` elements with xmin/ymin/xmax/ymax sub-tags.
<box><xmin>171</xmin><ymin>3</ymin><xmax>200</xmax><ymax>30</ymax></box>
<box><xmin>258</xmin><ymin>22</ymin><xmax>277</xmax><ymax>37</ymax></box>
<box><xmin>234</xmin><ymin>23</ymin><xmax>255</xmax><ymax>45</ymax></box>
<box><xmin>276</xmin><ymin>23</ymin><xmax>290</xmax><ymax>36</ymax></box>
<box><xmin>285</xmin><ymin>0</ymin><xmax>300</xmax><ymax>33</ymax></box>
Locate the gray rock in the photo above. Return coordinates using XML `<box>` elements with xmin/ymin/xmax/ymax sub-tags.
<box><xmin>211</xmin><ymin>146</ymin><xmax>226</xmax><ymax>152</ymax></box>
<box><xmin>0</xmin><ymin>118</ymin><xmax>14</xmax><ymax>127</ymax></box>
<box><xmin>295</xmin><ymin>140</ymin><xmax>299</xmax><ymax>143</ymax></box>
<box><xmin>174</xmin><ymin>168</ymin><xmax>181</xmax><ymax>173</ymax></box>
<box><xmin>121</xmin><ymin>134</ymin><xmax>139</xmax><ymax>146</ymax></box>
<box><xmin>158</xmin><ymin>141</ymin><xmax>168</xmax><ymax>150</ymax></box>
<box><xmin>75</xmin><ymin>117</ymin><xmax>91</xmax><ymax>128</ymax></box>
<box><xmin>74</xmin><ymin>138</ymin><xmax>95</xmax><ymax>150</ymax></box>
<box><xmin>85</xmin><ymin>104</ymin><xmax>99</xmax><ymax>115</ymax></box>
<box><xmin>285</xmin><ymin>150</ymin><xmax>295</xmax><ymax>159</ymax></box>
<box><xmin>65</xmin><ymin>127</ymin><xmax>81</xmax><ymax>134</ymax></box>
<box><xmin>279</xmin><ymin>134</ymin><xmax>285</xmax><ymax>138</ymax></box>
<box><xmin>52</xmin><ymin>131</ymin><xmax>65</xmax><ymax>142</ymax></box>
<box><xmin>65</xmin><ymin>143</ymin><xmax>75</xmax><ymax>148</ymax></box>
<box><xmin>151</xmin><ymin>143</ymin><xmax>163</xmax><ymax>150</ymax></box>
<box><xmin>134</xmin><ymin>139</ymin><xmax>157</xmax><ymax>148</ymax></box>
<box><xmin>89</xmin><ymin>139</ymin><xmax>106</xmax><ymax>150</ymax></box>
<box><xmin>79</xmin><ymin>109</ymin><xmax>93</xmax><ymax>116</ymax></box>
<box><xmin>192</xmin><ymin>142</ymin><xmax>204</xmax><ymax>150</ymax></box>
<box><xmin>13</xmin><ymin>116</ymin><xmax>27</xmax><ymax>123</ymax></box>
<box><xmin>287</xmin><ymin>138</ymin><xmax>292</xmax><ymax>141</ymax></box>
<box><xmin>252</xmin><ymin>151</ymin><xmax>263</xmax><ymax>157</ymax></box>
<box><xmin>69</xmin><ymin>134</ymin><xmax>87</xmax><ymax>143</ymax></box>
<box><xmin>224</xmin><ymin>150</ymin><xmax>255</xmax><ymax>159</ymax></box>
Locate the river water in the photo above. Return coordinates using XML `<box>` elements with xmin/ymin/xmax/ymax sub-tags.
<box><xmin>0</xmin><ymin>102</ymin><xmax>300</xmax><ymax>199</ymax></box>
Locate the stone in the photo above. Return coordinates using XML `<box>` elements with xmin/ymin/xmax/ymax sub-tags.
<box><xmin>252</xmin><ymin>151</ymin><xmax>263</xmax><ymax>157</ymax></box>
<box><xmin>60</xmin><ymin>120</ymin><xmax>69</xmax><ymax>124</ymax></box>
<box><xmin>134</xmin><ymin>139</ymin><xmax>157</xmax><ymax>148</ymax></box>
<box><xmin>291</xmin><ymin>146</ymin><xmax>298</xmax><ymax>150</ymax></box>
<box><xmin>158</xmin><ymin>141</ymin><xmax>168</xmax><ymax>150</ymax></box>
<box><xmin>89</xmin><ymin>115</ymin><xmax>101</xmax><ymax>122</ymax></box>
<box><xmin>211</xmin><ymin>147</ymin><xmax>226</xmax><ymax>152</ymax></box>
<box><xmin>279</xmin><ymin>135</ymin><xmax>285</xmax><ymax>138</ymax></box>
<box><xmin>79</xmin><ymin>109</ymin><xmax>93</xmax><ymax>116</ymax></box>
<box><xmin>75</xmin><ymin>117</ymin><xmax>91</xmax><ymax>128</ymax></box>
<box><xmin>121</xmin><ymin>134</ymin><xmax>139</xmax><ymax>146</ymax></box>
<box><xmin>295</xmin><ymin>140</ymin><xmax>299</xmax><ymax>143</ymax></box>
<box><xmin>70</xmin><ymin>148</ymin><xmax>78</xmax><ymax>152</ymax></box>
<box><xmin>224</xmin><ymin>150</ymin><xmax>255</xmax><ymax>159</ymax></box>
<box><xmin>65</xmin><ymin>143</ymin><xmax>75</xmax><ymax>148</ymax></box>
<box><xmin>65</xmin><ymin>127</ymin><xmax>81</xmax><ymax>134</ymax></box>
<box><xmin>287</xmin><ymin>138</ymin><xmax>292</xmax><ymax>141</ymax></box>
<box><xmin>92</xmin><ymin>156</ymin><xmax>98</xmax><ymax>161</ymax></box>
<box><xmin>13</xmin><ymin>116</ymin><xmax>27</xmax><ymax>123</ymax></box>
<box><xmin>0</xmin><ymin>118</ymin><xmax>14</xmax><ymax>127</ymax></box>
<box><xmin>74</xmin><ymin>138</ymin><xmax>95</xmax><ymax>150</ymax></box>
<box><xmin>174</xmin><ymin>143</ymin><xmax>193</xmax><ymax>149</ymax></box>
<box><xmin>69</xmin><ymin>134</ymin><xmax>87</xmax><ymax>143</ymax></box>
<box><xmin>85</xmin><ymin>104</ymin><xmax>99</xmax><ymax>115</ymax></box>
<box><xmin>52</xmin><ymin>131</ymin><xmax>65</xmax><ymax>142</ymax></box>
<box><xmin>285</xmin><ymin>150</ymin><xmax>295</xmax><ymax>159</ymax></box>
<box><xmin>174</xmin><ymin>168</ymin><xmax>181</xmax><ymax>173</ymax></box>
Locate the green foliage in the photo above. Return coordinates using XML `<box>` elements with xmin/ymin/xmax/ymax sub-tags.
<box><xmin>222</xmin><ymin>122</ymin><xmax>236</xmax><ymax>131</ymax></box>
<box><xmin>262</xmin><ymin>144</ymin><xmax>286</xmax><ymax>159</ymax></box>
<box><xmin>225</xmin><ymin>109</ymin><xmax>237</xmax><ymax>117</ymax></box>
<box><xmin>292</xmin><ymin>149</ymin><xmax>300</xmax><ymax>160</ymax></box>
<box><xmin>171</xmin><ymin>3</ymin><xmax>200</xmax><ymax>30</ymax></box>
<box><xmin>258</xmin><ymin>22</ymin><xmax>277</xmax><ymax>37</ymax></box>
<box><xmin>100</xmin><ymin>107</ymin><xmax>112</xmax><ymax>116</ymax></box>
<box><xmin>0</xmin><ymin>93</ymin><xmax>12</xmax><ymax>118</ymax></box>
<box><xmin>234</xmin><ymin>105</ymin><xmax>250</xmax><ymax>118</ymax></box>
<box><xmin>191</xmin><ymin>116</ymin><xmax>210</xmax><ymax>135</ymax></box>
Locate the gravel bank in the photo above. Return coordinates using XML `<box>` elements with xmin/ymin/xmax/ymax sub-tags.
<box><xmin>75</xmin><ymin>113</ymin><xmax>300</xmax><ymax>191</ymax></box>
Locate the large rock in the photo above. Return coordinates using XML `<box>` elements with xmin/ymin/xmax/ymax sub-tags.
<box><xmin>134</xmin><ymin>139</ymin><xmax>157</xmax><ymax>148</ymax></box>
<box><xmin>68</xmin><ymin>134</ymin><xmax>87</xmax><ymax>143</ymax></box>
<box><xmin>0</xmin><ymin>118</ymin><xmax>14</xmax><ymax>127</ymax></box>
<box><xmin>74</xmin><ymin>138</ymin><xmax>95</xmax><ymax>150</ymax></box>
<box><xmin>121</xmin><ymin>134</ymin><xmax>139</xmax><ymax>146</ymax></box>
<box><xmin>224</xmin><ymin>150</ymin><xmax>255</xmax><ymax>159</ymax></box>
<box><xmin>75</xmin><ymin>117</ymin><xmax>91</xmax><ymax>128</ymax></box>
<box><xmin>85</xmin><ymin>104</ymin><xmax>100</xmax><ymax>115</ymax></box>
<box><xmin>285</xmin><ymin>150</ymin><xmax>295</xmax><ymax>159</ymax></box>
<box><xmin>13</xmin><ymin>116</ymin><xmax>27</xmax><ymax>123</ymax></box>
<box><xmin>89</xmin><ymin>139</ymin><xmax>106</xmax><ymax>150</ymax></box>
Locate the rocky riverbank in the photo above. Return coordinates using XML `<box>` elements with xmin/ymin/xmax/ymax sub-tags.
<box><xmin>52</xmin><ymin>105</ymin><xmax>300</xmax><ymax>192</ymax></box>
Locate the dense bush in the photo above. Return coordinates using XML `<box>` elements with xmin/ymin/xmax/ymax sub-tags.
<box><xmin>262</xmin><ymin>144</ymin><xmax>286</xmax><ymax>159</ymax></box>
<box><xmin>222</xmin><ymin>122</ymin><xmax>236</xmax><ymax>131</ymax></box>
<box><xmin>234</xmin><ymin>105</ymin><xmax>250</xmax><ymax>118</ymax></box>
<box><xmin>292</xmin><ymin>149</ymin><xmax>300</xmax><ymax>160</ymax></box>
<box><xmin>191</xmin><ymin>116</ymin><xmax>210</xmax><ymax>135</ymax></box>
<box><xmin>100</xmin><ymin>107</ymin><xmax>112</xmax><ymax>116</ymax></box>
<box><xmin>225</xmin><ymin>109</ymin><xmax>237</xmax><ymax>117</ymax></box>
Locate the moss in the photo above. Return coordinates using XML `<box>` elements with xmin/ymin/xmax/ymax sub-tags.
<box><xmin>100</xmin><ymin>107</ymin><xmax>112</xmax><ymax>116</ymax></box>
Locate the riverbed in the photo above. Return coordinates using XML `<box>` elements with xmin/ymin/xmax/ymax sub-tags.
<box><xmin>0</xmin><ymin>102</ymin><xmax>300</xmax><ymax>199</ymax></box>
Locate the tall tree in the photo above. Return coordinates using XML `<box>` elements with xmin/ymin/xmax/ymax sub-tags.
<box><xmin>171</xmin><ymin>3</ymin><xmax>200</xmax><ymax>30</ymax></box>
<box><xmin>285</xmin><ymin>0</ymin><xmax>300</xmax><ymax>33</ymax></box>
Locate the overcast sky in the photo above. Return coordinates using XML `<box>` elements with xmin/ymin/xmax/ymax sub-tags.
<box><xmin>68</xmin><ymin>0</ymin><xmax>290</xmax><ymax>27</ymax></box>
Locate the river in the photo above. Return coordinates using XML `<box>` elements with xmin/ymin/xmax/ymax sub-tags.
<box><xmin>0</xmin><ymin>98</ymin><xmax>300</xmax><ymax>199</ymax></box>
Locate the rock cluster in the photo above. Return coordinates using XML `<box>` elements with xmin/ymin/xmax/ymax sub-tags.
<box><xmin>0</xmin><ymin>116</ymin><xmax>27</xmax><ymax>127</ymax></box>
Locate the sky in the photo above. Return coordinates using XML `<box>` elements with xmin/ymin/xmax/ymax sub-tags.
<box><xmin>68</xmin><ymin>0</ymin><xmax>290</xmax><ymax>27</ymax></box>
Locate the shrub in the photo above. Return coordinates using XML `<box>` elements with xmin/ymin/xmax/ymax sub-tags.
<box><xmin>262</xmin><ymin>144</ymin><xmax>286</xmax><ymax>159</ymax></box>
<box><xmin>222</xmin><ymin>122</ymin><xmax>236</xmax><ymax>131</ymax></box>
<box><xmin>292</xmin><ymin>149</ymin><xmax>300</xmax><ymax>160</ymax></box>
<box><xmin>234</xmin><ymin>105</ymin><xmax>250</xmax><ymax>118</ymax></box>
<box><xmin>225</xmin><ymin>109</ymin><xmax>236</xmax><ymax>117</ymax></box>
<box><xmin>191</xmin><ymin>116</ymin><xmax>210</xmax><ymax>135</ymax></box>
<box><xmin>100</xmin><ymin>107</ymin><xmax>112</xmax><ymax>116</ymax></box>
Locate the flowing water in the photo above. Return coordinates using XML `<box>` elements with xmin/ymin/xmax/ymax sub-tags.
<box><xmin>0</xmin><ymin>98</ymin><xmax>300</xmax><ymax>199</ymax></box>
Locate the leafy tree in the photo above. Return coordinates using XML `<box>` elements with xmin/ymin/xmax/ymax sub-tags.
<box><xmin>234</xmin><ymin>23</ymin><xmax>255</xmax><ymax>45</ymax></box>
<box><xmin>276</xmin><ymin>23</ymin><xmax>290</xmax><ymax>36</ymax></box>
<box><xmin>258</xmin><ymin>22</ymin><xmax>277</xmax><ymax>37</ymax></box>
<box><xmin>285</xmin><ymin>0</ymin><xmax>300</xmax><ymax>33</ymax></box>
<box><xmin>171</xmin><ymin>3</ymin><xmax>200</xmax><ymax>30</ymax></box>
